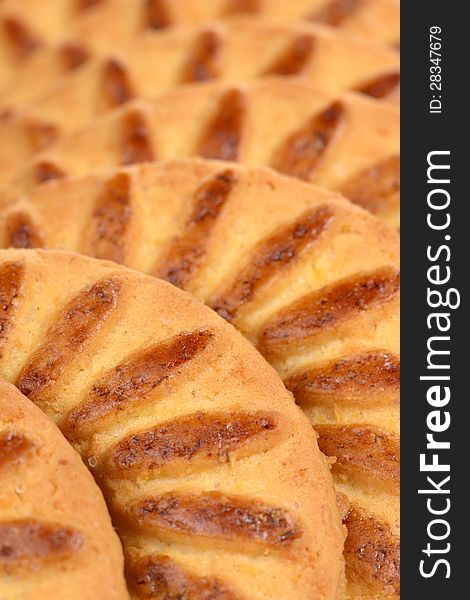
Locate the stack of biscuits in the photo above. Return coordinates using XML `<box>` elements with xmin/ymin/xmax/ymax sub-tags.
<box><xmin>0</xmin><ymin>2</ymin><xmax>400</xmax><ymax>599</ymax></box>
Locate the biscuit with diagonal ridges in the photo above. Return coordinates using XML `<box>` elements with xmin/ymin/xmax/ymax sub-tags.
<box><xmin>0</xmin><ymin>379</ymin><xmax>128</xmax><ymax>600</ymax></box>
<box><xmin>0</xmin><ymin>159</ymin><xmax>400</xmax><ymax>598</ymax></box>
<box><xmin>1</xmin><ymin>80</ymin><xmax>400</xmax><ymax>227</ymax></box>
<box><xmin>0</xmin><ymin>247</ymin><xmax>346</xmax><ymax>600</ymax></box>
<box><xmin>0</xmin><ymin>0</ymin><xmax>400</xmax><ymax>68</ymax></box>
<box><xmin>0</xmin><ymin>18</ymin><xmax>399</xmax><ymax>112</ymax></box>
<box><xmin>0</xmin><ymin>0</ymin><xmax>101</xmax><ymax>88</ymax></box>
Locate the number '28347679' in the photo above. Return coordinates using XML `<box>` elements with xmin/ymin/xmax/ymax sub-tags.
<box><xmin>429</xmin><ymin>26</ymin><xmax>442</xmax><ymax>114</ymax></box>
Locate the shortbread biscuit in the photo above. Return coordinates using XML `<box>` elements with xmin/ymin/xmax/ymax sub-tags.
<box><xmin>0</xmin><ymin>0</ymin><xmax>102</xmax><ymax>88</ymax></box>
<box><xmin>0</xmin><ymin>379</ymin><xmax>128</xmax><ymax>600</ymax></box>
<box><xmin>0</xmin><ymin>159</ymin><xmax>400</xmax><ymax>598</ymax></box>
<box><xmin>0</xmin><ymin>247</ymin><xmax>346</xmax><ymax>600</ymax></box>
<box><xmin>0</xmin><ymin>18</ymin><xmax>399</xmax><ymax>112</ymax></box>
<box><xmin>1</xmin><ymin>81</ymin><xmax>400</xmax><ymax>227</ymax></box>
<box><xmin>0</xmin><ymin>0</ymin><xmax>400</xmax><ymax>65</ymax></box>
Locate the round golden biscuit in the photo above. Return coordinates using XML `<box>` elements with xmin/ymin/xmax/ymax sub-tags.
<box><xmin>0</xmin><ymin>17</ymin><xmax>399</xmax><ymax>113</ymax></box>
<box><xmin>0</xmin><ymin>379</ymin><xmax>128</xmax><ymax>600</ymax></box>
<box><xmin>1</xmin><ymin>80</ymin><xmax>400</xmax><ymax>228</ymax></box>
<box><xmin>0</xmin><ymin>0</ymin><xmax>400</xmax><ymax>72</ymax></box>
<box><xmin>0</xmin><ymin>247</ymin><xmax>346</xmax><ymax>600</ymax></box>
<box><xmin>0</xmin><ymin>159</ymin><xmax>400</xmax><ymax>598</ymax></box>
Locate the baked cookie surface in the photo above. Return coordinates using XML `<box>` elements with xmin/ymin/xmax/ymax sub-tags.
<box><xmin>0</xmin><ymin>247</ymin><xmax>346</xmax><ymax>600</ymax></box>
<box><xmin>0</xmin><ymin>379</ymin><xmax>128</xmax><ymax>600</ymax></box>
<box><xmin>1</xmin><ymin>80</ymin><xmax>400</xmax><ymax>227</ymax></box>
<box><xmin>0</xmin><ymin>0</ymin><xmax>400</xmax><ymax>61</ymax></box>
<box><xmin>0</xmin><ymin>159</ymin><xmax>400</xmax><ymax>598</ymax></box>
<box><xmin>0</xmin><ymin>17</ymin><xmax>400</xmax><ymax>113</ymax></box>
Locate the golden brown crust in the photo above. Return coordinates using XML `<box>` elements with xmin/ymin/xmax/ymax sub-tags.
<box><xmin>344</xmin><ymin>506</ymin><xmax>400</xmax><ymax>597</ymax></box>
<box><xmin>258</xmin><ymin>267</ymin><xmax>399</xmax><ymax>357</ymax></box>
<box><xmin>63</xmin><ymin>330</ymin><xmax>214</xmax><ymax>437</ymax></box>
<box><xmin>263</xmin><ymin>32</ymin><xmax>316</xmax><ymax>76</ymax></box>
<box><xmin>224</xmin><ymin>0</ymin><xmax>260</xmax><ymax>15</ymax></box>
<box><xmin>22</xmin><ymin>118</ymin><xmax>59</xmax><ymax>153</ymax></box>
<box><xmin>120</xmin><ymin>109</ymin><xmax>156</xmax><ymax>166</ymax></box>
<box><xmin>18</xmin><ymin>277</ymin><xmax>122</xmax><ymax>401</ymax></box>
<box><xmin>310</xmin><ymin>0</ymin><xmax>361</xmax><ymax>26</ymax></box>
<box><xmin>128</xmin><ymin>491</ymin><xmax>301</xmax><ymax>549</ymax></box>
<box><xmin>127</xmin><ymin>552</ymin><xmax>239</xmax><ymax>599</ymax></box>
<box><xmin>210</xmin><ymin>205</ymin><xmax>336</xmax><ymax>321</ymax></box>
<box><xmin>0</xmin><ymin>15</ymin><xmax>400</xmax><ymax>111</ymax></box>
<box><xmin>144</xmin><ymin>0</ymin><xmax>172</xmax><ymax>30</ymax></box>
<box><xmin>285</xmin><ymin>351</ymin><xmax>400</xmax><ymax>409</ymax></box>
<box><xmin>78</xmin><ymin>0</ymin><xmax>105</xmax><ymax>10</ymax></box>
<box><xmin>155</xmin><ymin>169</ymin><xmax>238</xmax><ymax>287</ymax></box>
<box><xmin>0</xmin><ymin>14</ymin><xmax>400</xmax><ymax>121</ymax></box>
<box><xmin>180</xmin><ymin>29</ymin><xmax>222</xmax><ymax>83</ymax></box>
<box><xmin>1</xmin><ymin>16</ymin><xmax>41</xmax><ymax>61</ymax></box>
<box><xmin>60</xmin><ymin>41</ymin><xmax>90</xmax><ymax>71</ymax></box>
<box><xmin>0</xmin><ymin>16</ymin><xmax>399</xmax><ymax>133</ymax></box>
<box><xmin>355</xmin><ymin>71</ymin><xmax>400</xmax><ymax>100</ymax></box>
<box><xmin>83</xmin><ymin>172</ymin><xmax>133</xmax><ymax>262</ymax></box>
<box><xmin>271</xmin><ymin>100</ymin><xmax>345</xmax><ymax>180</ymax></box>
<box><xmin>316</xmin><ymin>424</ymin><xmax>400</xmax><ymax>488</ymax></box>
<box><xmin>0</xmin><ymin>247</ymin><xmax>346</xmax><ymax>600</ymax></box>
<box><xmin>104</xmin><ymin>410</ymin><xmax>280</xmax><ymax>478</ymax></box>
<box><xmin>1</xmin><ymin>80</ymin><xmax>400</xmax><ymax>227</ymax></box>
<box><xmin>0</xmin><ymin>158</ymin><xmax>399</xmax><ymax>598</ymax></box>
<box><xmin>196</xmin><ymin>89</ymin><xmax>246</xmax><ymax>161</ymax></box>
<box><xmin>0</xmin><ymin>520</ymin><xmax>84</xmax><ymax>571</ymax></box>
<box><xmin>32</xmin><ymin>160</ymin><xmax>67</xmax><ymax>184</ymax></box>
<box><xmin>0</xmin><ymin>380</ymin><xmax>127</xmax><ymax>599</ymax></box>
<box><xmin>0</xmin><ymin>0</ymin><xmax>400</xmax><ymax>64</ymax></box>
<box><xmin>0</xmin><ymin>430</ymin><xmax>34</xmax><ymax>469</ymax></box>
<box><xmin>100</xmin><ymin>58</ymin><xmax>136</xmax><ymax>109</ymax></box>
<box><xmin>339</xmin><ymin>155</ymin><xmax>400</xmax><ymax>220</ymax></box>
<box><xmin>0</xmin><ymin>261</ymin><xmax>24</xmax><ymax>356</ymax></box>
<box><xmin>4</xmin><ymin>211</ymin><xmax>44</xmax><ymax>249</ymax></box>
